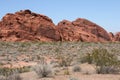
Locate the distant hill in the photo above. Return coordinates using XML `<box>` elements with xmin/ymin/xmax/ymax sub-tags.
<box><xmin>0</xmin><ymin>10</ymin><xmax>119</xmax><ymax>42</ymax></box>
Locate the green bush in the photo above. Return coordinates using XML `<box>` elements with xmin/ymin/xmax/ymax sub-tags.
<box><xmin>81</xmin><ymin>48</ymin><xmax>120</xmax><ymax>74</ymax></box>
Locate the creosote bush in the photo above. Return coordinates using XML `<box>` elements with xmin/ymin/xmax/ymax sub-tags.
<box><xmin>81</xmin><ymin>48</ymin><xmax>120</xmax><ymax>74</ymax></box>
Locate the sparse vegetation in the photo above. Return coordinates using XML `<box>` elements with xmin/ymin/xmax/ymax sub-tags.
<box><xmin>81</xmin><ymin>48</ymin><xmax>120</xmax><ymax>74</ymax></box>
<box><xmin>0</xmin><ymin>66</ymin><xmax>30</xmax><ymax>76</ymax></box>
<box><xmin>33</xmin><ymin>60</ymin><xmax>53</xmax><ymax>78</ymax></box>
<box><xmin>0</xmin><ymin>42</ymin><xmax>120</xmax><ymax>80</ymax></box>
<box><xmin>0</xmin><ymin>69</ymin><xmax>22</xmax><ymax>80</ymax></box>
<box><xmin>1</xmin><ymin>74</ymin><xmax>22</xmax><ymax>80</ymax></box>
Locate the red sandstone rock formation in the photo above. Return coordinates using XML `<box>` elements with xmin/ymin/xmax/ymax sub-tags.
<box><xmin>114</xmin><ymin>32</ymin><xmax>120</xmax><ymax>41</ymax></box>
<box><xmin>0</xmin><ymin>10</ymin><xmax>119</xmax><ymax>42</ymax></box>
<box><xmin>109</xmin><ymin>32</ymin><xmax>115</xmax><ymax>41</ymax></box>
<box><xmin>57</xmin><ymin>18</ymin><xmax>111</xmax><ymax>42</ymax></box>
<box><xmin>0</xmin><ymin>10</ymin><xmax>60</xmax><ymax>42</ymax></box>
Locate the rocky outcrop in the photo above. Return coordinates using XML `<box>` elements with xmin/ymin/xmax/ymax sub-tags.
<box><xmin>0</xmin><ymin>10</ymin><xmax>60</xmax><ymax>42</ymax></box>
<box><xmin>109</xmin><ymin>32</ymin><xmax>115</xmax><ymax>41</ymax></box>
<box><xmin>73</xmin><ymin>18</ymin><xmax>111</xmax><ymax>41</ymax></box>
<box><xmin>57</xmin><ymin>18</ymin><xmax>111</xmax><ymax>42</ymax></box>
<box><xmin>0</xmin><ymin>10</ymin><xmax>119</xmax><ymax>42</ymax></box>
<box><xmin>108</xmin><ymin>32</ymin><xmax>120</xmax><ymax>42</ymax></box>
<box><xmin>114</xmin><ymin>32</ymin><xmax>120</xmax><ymax>41</ymax></box>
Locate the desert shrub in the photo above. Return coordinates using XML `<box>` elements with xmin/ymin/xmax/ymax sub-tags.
<box><xmin>56</xmin><ymin>54</ymin><xmax>73</xmax><ymax>67</ymax></box>
<box><xmin>64</xmin><ymin>68</ymin><xmax>70</xmax><ymax>75</ymax></box>
<box><xmin>97</xmin><ymin>66</ymin><xmax>119</xmax><ymax>74</ymax></box>
<box><xmin>17</xmin><ymin>66</ymin><xmax>30</xmax><ymax>73</ymax></box>
<box><xmin>0</xmin><ymin>71</ymin><xmax>22</xmax><ymax>80</ymax></box>
<box><xmin>72</xmin><ymin>65</ymin><xmax>81</xmax><ymax>72</ymax></box>
<box><xmin>81</xmin><ymin>48</ymin><xmax>120</xmax><ymax>74</ymax></box>
<box><xmin>33</xmin><ymin>61</ymin><xmax>53</xmax><ymax>78</ymax></box>
<box><xmin>0</xmin><ymin>67</ymin><xmax>16</xmax><ymax>76</ymax></box>
<box><xmin>0</xmin><ymin>66</ymin><xmax>30</xmax><ymax>76</ymax></box>
<box><xmin>80</xmin><ymin>53</ymin><xmax>92</xmax><ymax>64</ymax></box>
<box><xmin>6</xmin><ymin>73</ymin><xmax>22</xmax><ymax>80</ymax></box>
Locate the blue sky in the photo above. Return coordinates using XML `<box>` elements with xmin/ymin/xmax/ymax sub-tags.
<box><xmin>0</xmin><ymin>0</ymin><xmax>120</xmax><ymax>33</ymax></box>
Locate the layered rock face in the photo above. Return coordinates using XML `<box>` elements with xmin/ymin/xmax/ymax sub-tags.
<box><xmin>0</xmin><ymin>10</ymin><xmax>119</xmax><ymax>42</ymax></box>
